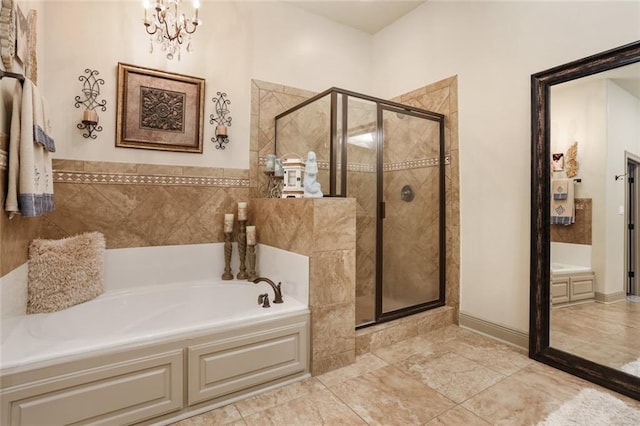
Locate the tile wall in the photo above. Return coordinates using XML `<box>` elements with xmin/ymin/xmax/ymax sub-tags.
<box><xmin>250</xmin><ymin>80</ymin><xmax>317</xmax><ymax>199</ymax></box>
<box><xmin>253</xmin><ymin>197</ymin><xmax>356</xmax><ymax>375</ymax></box>
<box><xmin>42</xmin><ymin>160</ymin><xmax>251</xmax><ymax>248</ymax></box>
<box><xmin>551</xmin><ymin>198</ymin><xmax>592</xmax><ymax>245</ymax></box>
<box><xmin>395</xmin><ymin>76</ymin><xmax>460</xmax><ymax>322</ymax></box>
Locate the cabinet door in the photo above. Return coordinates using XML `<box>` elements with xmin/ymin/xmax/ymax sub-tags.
<box><xmin>570</xmin><ymin>275</ymin><xmax>595</xmax><ymax>301</ymax></box>
<box><xmin>551</xmin><ymin>277</ymin><xmax>570</xmax><ymax>305</ymax></box>
<box><xmin>188</xmin><ymin>321</ymin><xmax>308</xmax><ymax>405</ymax></box>
<box><xmin>1</xmin><ymin>350</ymin><xmax>183</xmax><ymax>426</ymax></box>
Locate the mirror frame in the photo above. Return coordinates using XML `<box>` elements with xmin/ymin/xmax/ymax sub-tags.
<box><xmin>530</xmin><ymin>40</ymin><xmax>640</xmax><ymax>401</ymax></box>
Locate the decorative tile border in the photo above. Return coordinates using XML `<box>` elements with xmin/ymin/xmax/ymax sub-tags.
<box><xmin>53</xmin><ymin>171</ymin><xmax>249</xmax><ymax>187</ymax></box>
<box><xmin>259</xmin><ymin>155</ymin><xmax>450</xmax><ymax>174</ymax></box>
<box><xmin>384</xmin><ymin>156</ymin><xmax>451</xmax><ymax>171</ymax></box>
<box><xmin>0</xmin><ymin>149</ymin><xmax>7</xmax><ymax>171</ymax></box>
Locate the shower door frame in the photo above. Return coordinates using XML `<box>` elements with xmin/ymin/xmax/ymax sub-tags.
<box><xmin>274</xmin><ymin>88</ymin><xmax>447</xmax><ymax>328</ymax></box>
<box><xmin>374</xmin><ymin>104</ymin><xmax>447</xmax><ymax>325</ymax></box>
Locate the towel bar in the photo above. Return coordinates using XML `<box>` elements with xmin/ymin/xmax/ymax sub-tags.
<box><xmin>0</xmin><ymin>69</ymin><xmax>25</xmax><ymax>83</ymax></box>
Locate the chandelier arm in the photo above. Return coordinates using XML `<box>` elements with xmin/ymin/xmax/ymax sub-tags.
<box><xmin>184</xmin><ymin>21</ymin><xmax>198</xmax><ymax>35</ymax></box>
<box><xmin>145</xmin><ymin>24</ymin><xmax>159</xmax><ymax>36</ymax></box>
<box><xmin>145</xmin><ymin>1</ymin><xmax>200</xmax><ymax>60</ymax></box>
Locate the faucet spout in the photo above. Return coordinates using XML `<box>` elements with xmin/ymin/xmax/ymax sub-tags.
<box><xmin>252</xmin><ymin>277</ymin><xmax>283</xmax><ymax>303</ymax></box>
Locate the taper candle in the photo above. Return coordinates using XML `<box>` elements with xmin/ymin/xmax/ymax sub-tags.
<box><xmin>246</xmin><ymin>226</ymin><xmax>256</xmax><ymax>245</ymax></box>
<box><xmin>224</xmin><ymin>213</ymin><xmax>234</xmax><ymax>233</ymax></box>
<box><xmin>238</xmin><ymin>202</ymin><xmax>247</xmax><ymax>221</ymax></box>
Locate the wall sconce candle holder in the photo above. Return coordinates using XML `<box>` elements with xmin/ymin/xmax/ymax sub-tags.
<box><xmin>210</xmin><ymin>92</ymin><xmax>232</xmax><ymax>149</ymax></box>
<box><xmin>74</xmin><ymin>69</ymin><xmax>107</xmax><ymax>139</ymax></box>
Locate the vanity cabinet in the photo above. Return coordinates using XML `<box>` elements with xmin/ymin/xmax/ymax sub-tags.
<box><xmin>551</xmin><ymin>272</ymin><xmax>595</xmax><ymax>305</ymax></box>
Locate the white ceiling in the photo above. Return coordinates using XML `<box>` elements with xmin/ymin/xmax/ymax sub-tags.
<box><xmin>288</xmin><ymin>1</ymin><xmax>426</xmax><ymax>34</ymax></box>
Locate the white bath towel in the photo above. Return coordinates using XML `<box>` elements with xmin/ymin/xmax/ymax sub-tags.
<box><xmin>550</xmin><ymin>178</ymin><xmax>574</xmax><ymax>225</ymax></box>
<box><xmin>5</xmin><ymin>79</ymin><xmax>55</xmax><ymax>218</ymax></box>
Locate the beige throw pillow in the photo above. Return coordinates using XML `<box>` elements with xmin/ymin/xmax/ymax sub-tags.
<box><xmin>27</xmin><ymin>232</ymin><xmax>106</xmax><ymax>314</ymax></box>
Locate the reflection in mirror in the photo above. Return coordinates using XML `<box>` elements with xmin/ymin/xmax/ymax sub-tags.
<box><xmin>530</xmin><ymin>40</ymin><xmax>640</xmax><ymax>401</ymax></box>
<box><xmin>548</xmin><ymin>62</ymin><xmax>640</xmax><ymax>376</ymax></box>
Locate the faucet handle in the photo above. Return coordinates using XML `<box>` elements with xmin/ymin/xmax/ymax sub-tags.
<box><xmin>258</xmin><ymin>293</ymin><xmax>270</xmax><ymax>308</ymax></box>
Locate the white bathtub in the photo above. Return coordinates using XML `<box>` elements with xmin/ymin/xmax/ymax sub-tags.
<box><xmin>1</xmin><ymin>281</ymin><xmax>307</xmax><ymax>370</ymax></box>
<box><xmin>1</xmin><ymin>280</ymin><xmax>310</xmax><ymax>425</ymax></box>
<box><xmin>1</xmin><ymin>244</ymin><xmax>312</xmax><ymax>425</ymax></box>
<box><xmin>551</xmin><ymin>263</ymin><xmax>592</xmax><ymax>274</ymax></box>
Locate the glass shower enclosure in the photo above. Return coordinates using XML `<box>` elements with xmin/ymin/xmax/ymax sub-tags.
<box><xmin>275</xmin><ymin>88</ymin><xmax>446</xmax><ymax>328</ymax></box>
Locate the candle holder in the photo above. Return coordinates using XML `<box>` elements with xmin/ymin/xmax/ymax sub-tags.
<box><xmin>264</xmin><ymin>171</ymin><xmax>284</xmax><ymax>198</ymax></box>
<box><xmin>74</xmin><ymin>68</ymin><xmax>107</xmax><ymax>139</ymax></box>
<box><xmin>210</xmin><ymin>92</ymin><xmax>232</xmax><ymax>149</ymax></box>
<box><xmin>237</xmin><ymin>220</ymin><xmax>248</xmax><ymax>279</ymax></box>
<box><xmin>247</xmin><ymin>244</ymin><xmax>258</xmax><ymax>281</ymax></box>
<box><xmin>222</xmin><ymin>231</ymin><xmax>234</xmax><ymax>280</ymax></box>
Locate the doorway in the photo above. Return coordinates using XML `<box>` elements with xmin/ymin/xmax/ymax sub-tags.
<box><xmin>627</xmin><ymin>154</ymin><xmax>639</xmax><ymax>296</ymax></box>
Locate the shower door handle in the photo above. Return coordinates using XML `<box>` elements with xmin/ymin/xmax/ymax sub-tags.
<box><xmin>380</xmin><ymin>201</ymin><xmax>386</xmax><ymax>219</ymax></box>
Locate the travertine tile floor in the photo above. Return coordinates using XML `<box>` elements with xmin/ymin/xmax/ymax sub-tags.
<box><xmin>172</xmin><ymin>325</ymin><xmax>640</xmax><ymax>426</ymax></box>
<box><xmin>550</xmin><ymin>299</ymin><xmax>640</xmax><ymax>373</ymax></box>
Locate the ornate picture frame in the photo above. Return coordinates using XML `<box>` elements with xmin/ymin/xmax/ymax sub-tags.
<box><xmin>116</xmin><ymin>63</ymin><xmax>205</xmax><ymax>153</ymax></box>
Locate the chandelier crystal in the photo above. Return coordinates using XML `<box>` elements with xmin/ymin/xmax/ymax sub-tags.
<box><xmin>143</xmin><ymin>0</ymin><xmax>201</xmax><ymax>60</ymax></box>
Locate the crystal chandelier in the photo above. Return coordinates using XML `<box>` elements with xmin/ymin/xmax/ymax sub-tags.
<box><xmin>143</xmin><ymin>0</ymin><xmax>201</xmax><ymax>60</ymax></box>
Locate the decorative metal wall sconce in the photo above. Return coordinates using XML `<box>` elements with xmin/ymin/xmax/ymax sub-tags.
<box><xmin>74</xmin><ymin>69</ymin><xmax>107</xmax><ymax>139</ymax></box>
<box><xmin>615</xmin><ymin>173</ymin><xmax>627</xmax><ymax>181</ymax></box>
<box><xmin>210</xmin><ymin>92</ymin><xmax>232</xmax><ymax>149</ymax></box>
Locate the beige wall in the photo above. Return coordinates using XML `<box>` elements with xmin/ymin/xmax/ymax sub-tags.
<box><xmin>373</xmin><ymin>1</ymin><xmax>639</xmax><ymax>333</ymax></box>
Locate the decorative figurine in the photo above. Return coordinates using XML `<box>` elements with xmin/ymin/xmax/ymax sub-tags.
<box><xmin>304</xmin><ymin>151</ymin><xmax>323</xmax><ymax>198</ymax></box>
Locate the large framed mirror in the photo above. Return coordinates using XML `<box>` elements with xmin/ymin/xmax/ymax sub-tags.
<box><xmin>530</xmin><ymin>40</ymin><xmax>640</xmax><ymax>401</ymax></box>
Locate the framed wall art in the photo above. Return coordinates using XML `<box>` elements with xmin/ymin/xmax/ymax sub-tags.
<box><xmin>116</xmin><ymin>63</ymin><xmax>205</xmax><ymax>153</ymax></box>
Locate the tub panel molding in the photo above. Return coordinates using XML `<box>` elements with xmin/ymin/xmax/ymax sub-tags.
<box><xmin>187</xmin><ymin>319</ymin><xmax>309</xmax><ymax>405</ymax></box>
<box><xmin>1</xmin><ymin>349</ymin><xmax>184</xmax><ymax>426</ymax></box>
<box><xmin>551</xmin><ymin>271</ymin><xmax>595</xmax><ymax>305</ymax></box>
<box><xmin>1</xmin><ymin>313</ymin><xmax>310</xmax><ymax>426</ymax></box>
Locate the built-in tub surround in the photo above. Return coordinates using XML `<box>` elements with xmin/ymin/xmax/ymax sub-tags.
<box><xmin>550</xmin><ymin>243</ymin><xmax>595</xmax><ymax>305</ymax></box>
<box><xmin>252</xmin><ymin>197</ymin><xmax>356</xmax><ymax>375</ymax></box>
<box><xmin>551</xmin><ymin>242</ymin><xmax>592</xmax><ymax>270</ymax></box>
<box><xmin>0</xmin><ymin>244</ymin><xmax>310</xmax><ymax>425</ymax></box>
<box><xmin>1</xmin><ymin>243</ymin><xmax>309</xmax><ymax>319</ymax></box>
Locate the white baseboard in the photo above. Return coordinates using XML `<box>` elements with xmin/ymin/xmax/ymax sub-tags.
<box><xmin>459</xmin><ymin>312</ymin><xmax>529</xmax><ymax>351</ymax></box>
